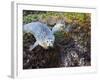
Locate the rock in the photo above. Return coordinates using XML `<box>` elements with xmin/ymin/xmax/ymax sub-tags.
<box><xmin>47</xmin><ymin>17</ymin><xmax>57</xmax><ymax>26</ymax></box>
<box><xmin>23</xmin><ymin>21</ymin><xmax>91</xmax><ymax>69</ymax></box>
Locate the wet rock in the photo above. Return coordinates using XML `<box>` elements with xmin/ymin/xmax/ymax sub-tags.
<box><xmin>23</xmin><ymin>22</ymin><xmax>91</xmax><ymax>69</ymax></box>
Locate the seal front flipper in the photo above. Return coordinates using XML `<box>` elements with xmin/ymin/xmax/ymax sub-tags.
<box><xmin>29</xmin><ymin>41</ymin><xmax>39</xmax><ymax>51</ymax></box>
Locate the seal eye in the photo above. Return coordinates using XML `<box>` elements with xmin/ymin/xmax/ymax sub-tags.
<box><xmin>51</xmin><ymin>41</ymin><xmax>53</xmax><ymax>43</ymax></box>
<box><xmin>47</xmin><ymin>40</ymin><xmax>49</xmax><ymax>43</ymax></box>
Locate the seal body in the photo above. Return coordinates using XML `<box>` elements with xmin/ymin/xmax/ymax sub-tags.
<box><xmin>23</xmin><ymin>22</ymin><xmax>55</xmax><ymax>50</ymax></box>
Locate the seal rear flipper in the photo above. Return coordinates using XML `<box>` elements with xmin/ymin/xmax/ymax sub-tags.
<box><xmin>29</xmin><ymin>41</ymin><xmax>39</xmax><ymax>51</ymax></box>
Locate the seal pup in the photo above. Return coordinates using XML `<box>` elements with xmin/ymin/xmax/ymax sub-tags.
<box><xmin>23</xmin><ymin>22</ymin><xmax>55</xmax><ymax>51</ymax></box>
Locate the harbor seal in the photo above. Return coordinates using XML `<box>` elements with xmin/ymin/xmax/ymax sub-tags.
<box><xmin>23</xmin><ymin>20</ymin><xmax>65</xmax><ymax>51</ymax></box>
<box><xmin>23</xmin><ymin>22</ymin><xmax>55</xmax><ymax>51</ymax></box>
